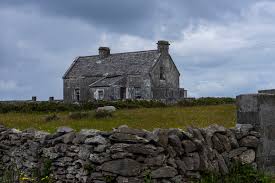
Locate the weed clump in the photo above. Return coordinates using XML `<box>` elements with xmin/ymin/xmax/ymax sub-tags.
<box><xmin>95</xmin><ymin>110</ymin><xmax>113</xmax><ymax>118</ymax></box>
<box><xmin>68</xmin><ymin>111</ymin><xmax>90</xmax><ymax>119</ymax></box>
<box><xmin>198</xmin><ymin>161</ymin><xmax>272</xmax><ymax>183</ymax></box>
<box><xmin>44</xmin><ymin>114</ymin><xmax>60</xmax><ymax>122</ymax></box>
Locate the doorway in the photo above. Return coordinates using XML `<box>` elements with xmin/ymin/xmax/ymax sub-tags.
<box><xmin>120</xmin><ymin>87</ymin><xmax>126</xmax><ymax>99</ymax></box>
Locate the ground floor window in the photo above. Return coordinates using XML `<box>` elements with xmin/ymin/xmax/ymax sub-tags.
<box><xmin>134</xmin><ymin>87</ymin><xmax>141</xmax><ymax>99</ymax></box>
<box><xmin>74</xmin><ymin>88</ymin><xmax>80</xmax><ymax>102</ymax></box>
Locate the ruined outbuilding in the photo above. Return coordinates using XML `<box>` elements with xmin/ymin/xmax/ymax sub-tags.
<box><xmin>63</xmin><ymin>40</ymin><xmax>187</xmax><ymax>103</ymax></box>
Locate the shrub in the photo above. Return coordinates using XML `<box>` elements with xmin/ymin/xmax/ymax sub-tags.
<box><xmin>0</xmin><ymin>98</ymin><xmax>235</xmax><ymax>114</ymax></box>
<box><xmin>177</xmin><ymin>97</ymin><xmax>235</xmax><ymax>107</ymax></box>
<box><xmin>95</xmin><ymin>110</ymin><xmax>113</xmax><ymax>118</ymax></box>
<box><xmin>68</xmin><ymin>111</ymin><xmax>90</xmax><ymax>120</ymax></box>
<box><xmin>44</xmin><ymin>114</ymin><xmax>60</xmax><ymax>122</ymax></box>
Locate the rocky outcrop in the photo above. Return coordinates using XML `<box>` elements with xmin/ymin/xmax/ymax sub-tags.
<box><xmin>0</xmin><ymin>124</ymin><xmax>260</xmax><ymax>182</ymax></box>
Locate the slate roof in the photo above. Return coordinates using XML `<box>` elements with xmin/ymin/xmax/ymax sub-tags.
<box><xmin>63</xmin><ymin>50</ymin><xmax>161</xmax><ymax>79</ymax></box>
<box><xmin>89</xmin><ymin>75</ymin><xmax>124</xmax><ymax>87</ymax></box>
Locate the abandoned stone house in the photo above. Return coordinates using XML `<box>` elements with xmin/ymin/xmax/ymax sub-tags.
<box><xmin>63</xmin><ymin>40</ymin><xmax>187</xmax><ymax>103</ymax></box>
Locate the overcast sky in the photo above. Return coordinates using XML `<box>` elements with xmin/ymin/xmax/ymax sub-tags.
<box><xmin>1</xmin><ymin>0</ymin><xmax>275</xmax><ymax>100</ymax></box>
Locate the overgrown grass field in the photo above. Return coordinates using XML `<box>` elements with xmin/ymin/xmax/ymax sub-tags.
<box><xmin>0</xmin><ymin>104</ymin><xmax>236</xmax><ymax>133</ymax></box>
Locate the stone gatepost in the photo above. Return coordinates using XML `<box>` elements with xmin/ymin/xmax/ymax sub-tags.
<box><xmin>237</xmin><ymin>93</ymin><xmax>275</xmax><ymax>172</ymax></box>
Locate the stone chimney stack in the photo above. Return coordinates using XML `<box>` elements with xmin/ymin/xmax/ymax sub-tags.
<box><xmin>99</xmin><ymin>47</ymin><xmax>110</xmax><ymax>59</ymax></box>
<box><xmin>157</xmin><ymin>40</ymin><xmax>170</xmax><ymax>54</ymax></box>
<box><xmin>32</xmin><ymin>96</ymin><xmax>37</xmax><ymax>102</ymax></box>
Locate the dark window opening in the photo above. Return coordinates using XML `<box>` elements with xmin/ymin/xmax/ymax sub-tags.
<box><xmin>160</xmin><ymin>66</ymin><xmax>165</xmax><ymax>80</ymax></box>
<box><xmin>134</xmin><ymin>87</ymin><xmax>141</xmax><ymax>99</ymax></box>
<box><xmin>120</xmin><ymin>87</ymin><xmax>126</xmax><ymax>99</ymax></box>
<box><xmin>74</xmin><ymin>88</ymin><xmax>80</xmax><ymax>102</ymax></box>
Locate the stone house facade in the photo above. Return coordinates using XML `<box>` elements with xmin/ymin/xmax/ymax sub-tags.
<box><xmin>63</xmin><ymin>40</ymin><xmax>187</xmax><ymax>103</ymax></box>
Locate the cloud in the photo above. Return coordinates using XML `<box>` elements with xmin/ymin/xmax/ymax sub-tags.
<box><xmin>0</xmin><ymin>80</ymin><xmax>18</xmax><ymax>91</ymax></box>
<box><xmin>172</xmin><ymin>1</ymin><xmax>275</xmax><ymax>97</ymax></box>
<box><xmin>1</xmin><ymin>1</ymin><xmax>275</xmax><ymax>99</ymax></box>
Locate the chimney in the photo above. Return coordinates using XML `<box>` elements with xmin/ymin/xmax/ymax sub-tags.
<box><xmin>49</xmin><ymin>96</ymin><xmax>54</xmax><ymax>102</ymax></box>
<box><xmin>157</xmin><ymin>40</ymin><xmax>170</xmax><ymax>54</ymax></box>
<box><xmin>32</xmin><ymin>96</ymin><xmax>37</xmax><ymax>102</ymax></box>
<box><xmin>99</xmin><ymin>47</ymin><xmax>110</xmax><ymax>59</ymax></box>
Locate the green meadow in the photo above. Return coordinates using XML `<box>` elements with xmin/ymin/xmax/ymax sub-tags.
<box><xmin>0</xmin><ymin>104</ymin><xmax>236</xmax><ymax>133</ymax></box>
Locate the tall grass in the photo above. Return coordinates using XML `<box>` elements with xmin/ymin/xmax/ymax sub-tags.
<box><xmin>0</xmin><ymin>104</ymin><xmax>236</xmax><ymax>132</ymax></box>
<box><xmin>198</xmin><ymin>162</ymin><xmax>273</xmax><ymax>183</ymax></box>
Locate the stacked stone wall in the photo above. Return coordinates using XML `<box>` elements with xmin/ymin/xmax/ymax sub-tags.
<box><xmin>0</xmin><ymin>124</ymin><xmax>260</xmax><ymax>183</ymax></box>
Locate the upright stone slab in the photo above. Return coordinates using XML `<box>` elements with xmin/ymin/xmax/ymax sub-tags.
<box><xmin>237</xmin><ymin>93</ymin><xmax>275</xmax><ymax>172</ymax></box>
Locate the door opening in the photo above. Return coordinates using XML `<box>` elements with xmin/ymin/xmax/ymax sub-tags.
<box><xmin>120</xmin><ymin>87</ymin><xmax>126</xmax><ymax>99</ymax></box>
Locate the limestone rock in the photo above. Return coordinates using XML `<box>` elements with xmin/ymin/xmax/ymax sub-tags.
<box><xmin>115</xmin><ymin>125</ymin><xmax>146</xmax><ymax>137</ymax></box>
<box><xmin>239</xmin><ymin>136</ymin><xmax>259</xmax><ymax>148</ymax></box>
<box><xmin>153</xmin><ymin>129</ymin><xmax>169</xmax><ymax>147</ymax></box>
<box><xmin>117</xmin><ymin>176</ymin><xmax>143</xmax><ymax>183</ymax></box>
<box><xmin>101</xmin><ymin>159</ymin><xmax>142</xmax><ymax>176</ymax></box>
<box><xmin>175</xmin><ymin>159</ymin><xmax>186</xmax><ymax>174</ymax></box>
<box><xmin>145</xmin><ymin>154</ymin><xmax>166</xmax><ymax>166</ymax></box>
<box><xmin>216</xmin><ymin>152</ymin><xmax>229</xmax><ymax>175</ymax></box>
<box><xmin>110</xmin><ymin>133</ymin><xmax>148</xmax><ymax>143</ymax></box>
<box><xmin>239</xmin><ymin>149</ymin><xmax>255</xmax><ymax>164</ymax></box>
<box><xmin>79</xmin><ymin>129</ymin><xmax>99</xmax><ymax>137</ymax></box>
<box><xmin>63</xmin><ymin>132</ymin><xmax>76</xmax><ymax>144</ymax></box>
<box><xmin>168</xmin><ymin>135</ymin><xmax>184</xmax><ymax>155</ymax></box>
<box><xmin>182</xmin><ymin>140</ymin><xmax>197</xmax><ymax>153</ymax></box>
<box><xmin>212</xmin><ymin>135</ymin><xmax>225</xmax><ymax>153</ymax></box>
<box><xmin>96</xmin><ymin>106</ymin><xmax>116</xmax><ymax>113</ymax></box>
<box><xmin>204</xmin><ymin>124</ymin><xmax>227</xmax><ymax>136</ymax></box>
<box><xmin>216</xmin><ymin>133</ymin><xmax>231</xmax><ymax>152</ymax></box>
<box><xmin>89</xmin><ymin>153</ymin><xmax>110</xmax><ymax>164</ymax></box>
<box><xmin>151</xmin><ymin>166</ymin><xmax>178</xmax><ymax>178</ymax></box>
<box><xmin>85</xmin><ymin>135</ymin><xmax>107</xmax><ymax>145</ymax></box>
<box><xmin>125</xmin><ymin>144</ymin><xmax>159</xmax><ymax>155</ymax></box>
<box><xmin>228</xmin><ymin>147</ymin><xmax>247</xmax><ymax>158</ymax></box>
<box><xmin>57</xmin><ymin>126</ymin><xmax>74</xmax><ymax>133</ymax></box>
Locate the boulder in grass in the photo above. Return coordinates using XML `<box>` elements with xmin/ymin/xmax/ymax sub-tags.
<box><xmin>95</xmin><ymin>106</ymin><xmax>116</xmax><ymax>118</ymax></box>
<box><xmin>96</xmin><ymin>106</ymin><xmax>116</xmax><ymax>113</ymax></box>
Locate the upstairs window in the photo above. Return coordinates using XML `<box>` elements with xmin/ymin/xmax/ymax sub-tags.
<box><xmin>74</xmin><ymin>88</ymin><xmax>80</xmax><ymax>102</ymax></box>
<box><xmin>160</xmin><ymin>66</ymin><xmax>165</xmax><ymax>80</ymax></box>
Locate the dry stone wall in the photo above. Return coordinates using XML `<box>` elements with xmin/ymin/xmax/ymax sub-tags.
<box><xmin>0</xmin><ymin>124</ymin><xmax>260</xmax><ymax>183</ymax></box>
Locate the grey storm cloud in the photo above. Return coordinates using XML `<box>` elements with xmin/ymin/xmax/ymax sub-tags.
<box><xmin>0</xmin><ymin>0</ymin><xmax>275</xmax><ymax>100</ymax></box>
<box><xmin>0</xmin><ymin>0</ymin><xmax>258</xmax><ymax>38</ymax></box>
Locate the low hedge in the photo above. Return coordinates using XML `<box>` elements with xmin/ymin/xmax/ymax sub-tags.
<box><xmin>0</xmin><ymin>97</ymin><xmax>235</xmax><ymax>113</ymax></box>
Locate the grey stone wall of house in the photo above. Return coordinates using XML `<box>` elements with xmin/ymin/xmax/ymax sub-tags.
<box><xmin>237</xmin><ymin>93</ymin><xmax>275</xmax><ymax>172</ymax></box>
<box><xmin>0</xmin><ymin>124</ymin><xmax>259</xmax><ymax>182</ymax></box>
<box><xmin>64</xmin><ymin>77</ymin><xmax>101</xmax><ymax>103</ymax></box>
<box><xmin>150</xmin><ymin>44</ymin><xmax>180</xmax><ymax>101</ymax></box>
<box><xmin>90</xmin><ymin>86</ymin><xmax>121</xmax><ymax>101</ymax></box>
<box><xmin>126</xmin><ymin>74</ymin><xmax>152</xmax><ymax>100</ymax></box>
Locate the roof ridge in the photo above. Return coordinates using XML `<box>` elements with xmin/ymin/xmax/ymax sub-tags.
<box><xmin>79</xmin><ymin>49</ymin><xmax>158</xmax><ymax>58</ymax></box>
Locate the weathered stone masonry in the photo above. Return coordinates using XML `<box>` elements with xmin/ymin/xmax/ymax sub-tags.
<box><xmin>0</xmin><ymin>124</ymin><xmax>260</xmax><ymax>182</ymax></box>
<box><xmin>237</xmin><ymin>92</ymin><xmax>275</xmax><ymax>172</ymax></box>
<box><xmin>63</xmin><ymin>40</ymin><xmax>187</xmax><ymax>103</ymax></box>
